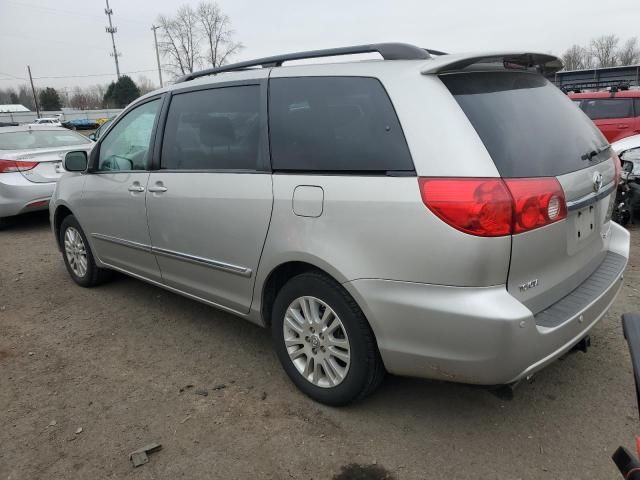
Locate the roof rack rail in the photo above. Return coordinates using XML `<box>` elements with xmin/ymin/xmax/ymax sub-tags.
<box><xmin>559</xmin><ymin>80</ymin><xmax>632</xmax><ymax>93</ymax></box>
<box><xmin>175</xmin><ymin>43</ymin><xmax>434</xmax><ymax>83</ymax></box>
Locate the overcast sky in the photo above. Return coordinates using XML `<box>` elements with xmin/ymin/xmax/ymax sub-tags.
<box><xmin>1</xmin><ymin>0</ymin><xmax>639</xmax><ymax>92</ymax></box>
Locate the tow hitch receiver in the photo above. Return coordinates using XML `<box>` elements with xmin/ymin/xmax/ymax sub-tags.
<box><xmin>572</xmin><ymin>335</ymin><xmax>591</xmax><ymax>353</ymax></box>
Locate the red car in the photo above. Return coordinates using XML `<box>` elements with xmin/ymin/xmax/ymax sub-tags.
<box><xmin>570</xmin><ymin>90</ymin><xmax>640</xmax><ymax>143</ymax></box>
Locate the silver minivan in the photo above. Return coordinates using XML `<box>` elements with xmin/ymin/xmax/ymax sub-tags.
<box><xmin>50</xmin><ymin>44</ymin><xmax>630</xmax><ymax>405</ymax></box>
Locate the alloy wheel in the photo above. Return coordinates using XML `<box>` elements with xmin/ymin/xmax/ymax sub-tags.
<box><xmin>282</xmin><ymin>296</ymin><xmax>351</xmax><ymax>388</ymax></box>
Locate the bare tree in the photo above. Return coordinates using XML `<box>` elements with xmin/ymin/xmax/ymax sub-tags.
<box><xmin>157</xmin><ymin>5</ymin><xmax>201</xmax><ymax>77</ymax></box>
<box><xmin>591</xmin><ymin>35</ymin><xmax>619</xmax><ymax>67</ymax></box>
<box><xmin>69</xmin><ymin>86</ymin><xmax>90</xmax><ymax>110</ymax></box>
<box><xmin>562</xmin><ymin>45</ymin><xmax>592</xmax><ymax>70</ymax></box>
<box><xmin>137</xmin><ymin>75</ymin><xmax>156</xmax><ymax>95</ymax></box>
<box><xmin>618</xmin><ymin>37</ymin><xmax>640</xmax><ymax>66</ymax></box>
<box><xmin>197</xmin><ymin>2</ymin><xmax>243</xmax><ymax>68</ymax></box>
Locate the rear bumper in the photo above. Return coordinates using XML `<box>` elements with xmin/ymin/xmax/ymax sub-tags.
<box><xmin>0</xmin><ymin>172</ymin><xmax>55</xmax><ymax>218</ymax></box>
<box><xmin>344</xmin><ymin>222</ymin><xmax>630</xmax><ymax>385</ymax></box>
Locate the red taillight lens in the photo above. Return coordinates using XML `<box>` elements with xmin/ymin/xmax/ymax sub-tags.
<box><xmin>0</xmin><ymin>159</ymin><xmax>39</xmax><ymax>173</ymax></box>
<box><xmin>504</xmin><ymin>178</ymin><xmax>567</xmax><ymax>234</ymax></box>
<box><xmin>418</xmin><ymin>178</ymin><xmax>513</xmax><ymax>236</ymax></box>
<box><xmin>418</xmin><ymin>177</ymin><xmax>567</xmax><ymax>237</ymax></box>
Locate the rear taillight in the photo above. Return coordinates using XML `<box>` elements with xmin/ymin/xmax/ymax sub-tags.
<box><xmin>504</xmin><ymin>178</ymin><xmax>567</xmax><ymax>234</ymax></box>
<box><xmin>418</xmin><ymin>177</ymin><xmax>567</xmax><ymax>237</ymax></box>
<box><xmin>418</xmin><ymin>178</ymin><xmax>513</xmax><ymax>236</ymax></box>
<box><xmin>0</xmin><ymin>159</ymin><xmax>39</xmax><ymax>173</ymax></box>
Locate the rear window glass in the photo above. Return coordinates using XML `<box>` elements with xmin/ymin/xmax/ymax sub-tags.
<box><xmin>579</xmin><ymin>98</ymin><xmax>634</xmax><ymax>120</ymax></box>
<box><xmin>441</xmin><ymin>71</ymin><xmax>608</xmax><ymax>178</ymax></box>
<box><xmin>269</xmin><ymin>77</ymin><xmax>413</xmax><ymax>172</ymax></box>
<box><xmin>0</xmin><ymin>130</ymin><xmax>88</xmax><ymax>150</ymax></box>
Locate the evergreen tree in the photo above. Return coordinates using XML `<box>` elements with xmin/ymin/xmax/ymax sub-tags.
<box><xmin>103</xmin><ymin>76</ymin><xmax>140</xmax><ymax>108</ymax></box>
<box><xmin>38</xmin><ymin>87</ymin><xmax>62</xmax><ymax>111</ymax></box>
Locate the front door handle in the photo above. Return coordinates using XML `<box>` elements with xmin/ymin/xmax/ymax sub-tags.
<box><xmin>128</xmin><ymin>184</ymin><xmax>145</xmax><ymax>192</ymax></box>
<box><xmin>148</xmin><ymin>183</ymin><xmax>168</xmax><ymax>193</ymax></box>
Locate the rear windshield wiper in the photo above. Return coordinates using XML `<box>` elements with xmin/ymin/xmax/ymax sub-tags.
<box><xmin>581</xmin><ymin>144</ymin><xmax>610</xmax><ymax>161</ymax></box>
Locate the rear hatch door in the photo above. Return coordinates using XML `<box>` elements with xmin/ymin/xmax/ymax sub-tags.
<box><xmin>441</xmin><ymin>70</ymin><xmax>616</xmax><ymax>314</ymax></box>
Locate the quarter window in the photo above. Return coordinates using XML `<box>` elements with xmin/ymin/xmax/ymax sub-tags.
<box><xmin>268</xmin><ymin>77</ymin><xmax>413</xmax><ymax>172</ymax></box>
<box><xmin>97</xmin><ymin>99</ymin><xmax>160</xmax><ymax>171</ymax></box>
<box><xmin>579</xmin><ymin>98</ymin><xmax>634</xmax><ymax>120</ymax></box>
<box><xmin>161</xmin><ymin>86</ymin><xmax>261</xmax><ymax>170</ymax></box>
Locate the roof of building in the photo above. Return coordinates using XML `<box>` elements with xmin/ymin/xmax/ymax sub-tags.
<box><xmin>0</xmin><ymin>104</ymin><xmax>30</xmax><ymax>112</ymax></box>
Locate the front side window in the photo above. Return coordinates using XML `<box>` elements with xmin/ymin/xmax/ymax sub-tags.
<box><xmin>269</xmin><ymin>77</ymin><xmax>413</xmax><ymax>172</ymax></box>
<box><xmin>579</xmin><ymin>98</ymin><xmax>634</xmax><ymax>120</ymax></box>
<box><xmin>97</xmin><ymin>99</ymin><xmax>160</xmax><ymax>171</ymax></box>
<box><xmin>161</xmin><ymin>86</ymin><xmax>261</xmax><ymax>170</ymax></box>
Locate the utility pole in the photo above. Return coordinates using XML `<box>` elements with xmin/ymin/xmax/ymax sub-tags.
<box><xmin>104</xmin><ymin>0</ymin><xmax>121</xmax><ymax>79</ymax></box>
<box><xmin>27</xmin><ymin>66</ymin><xmax>40</xmax><ymax>118</ymax></box>
<box><xmin>151</xmin><ymin>25</ymin><xmax>163</xmax><ymax>88</ymax></box>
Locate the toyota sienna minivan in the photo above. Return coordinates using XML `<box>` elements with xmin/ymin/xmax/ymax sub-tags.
<box><xmin>50</xmin><ymin>44</ymin><xmax>630</xmax><ymax>405</ymax></box>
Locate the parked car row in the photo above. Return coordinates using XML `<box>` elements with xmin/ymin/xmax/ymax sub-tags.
<box><xmin>0</xmin><ymin>44</ymin><xmax>632</xmax><ymax>405</ymax></box>
<box><xmin>27</xmin><ymin>117</ymin><xmax>113</xmax><ymax>131</ymax></box>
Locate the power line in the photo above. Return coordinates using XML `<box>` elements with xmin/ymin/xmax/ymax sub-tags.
<box><xmin>0</xmin><ymin>69</ymin><xmax>161</xmax><ymax>82</ymax></box>
<box><xmin>3</xmin><ymin>0</ymin><xmax>149</xmax><ymax>26</ymax></box>
<box><xmin>34</xmin><ymin>69</ymin><xmax>160</xmax><ymax>80</ymax></box>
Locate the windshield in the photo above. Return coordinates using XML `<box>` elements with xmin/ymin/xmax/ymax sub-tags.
<box><xmin>440</xmin><ymin>71</ymin><xmax>608</xmax><ymax>177</ymax></box>
<box><xmin>0</xmin><ymin>130</ymin><xmax>88</xmax><ymax>150</ymax></box>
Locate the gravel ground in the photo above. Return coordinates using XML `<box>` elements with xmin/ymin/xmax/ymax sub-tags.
<box><xmin>1</xmin><ymin>211</ymin><xmax>639</xmax><ymax>480</ymax></box>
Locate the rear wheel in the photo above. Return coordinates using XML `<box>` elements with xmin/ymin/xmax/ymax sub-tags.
<box><xmin>0</xmin><ymin>217</ymin><xmax>7</xmax><ymax>230</ymax></box>
<box><xmin>60</xmin><ymin>215</ymin><xmax>110</xmax><ymax>287</ymax></box>
<box><xmin>272</xmin><ymin>272</ymin><xmax>384</xmax><ymax>406</ymax></box>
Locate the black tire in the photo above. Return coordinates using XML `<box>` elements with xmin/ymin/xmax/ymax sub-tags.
<box><xmin>271</xmin><ymin>272</ymin><xmax>385</xmax><ymax>406</ymax></box>
<box><xmin>0</xmin><ymin>217</ymin><xmax>7</xmax><ymax>230</ymax></box>
<box><xmin>59</xmin><ymin>215</ymin><xmax>111</xmax><ymax>287</ymax></box>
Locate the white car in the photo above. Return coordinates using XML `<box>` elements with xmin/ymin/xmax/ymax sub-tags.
<box><xmin>612</xmin><ymin>134</ymin><xmax>640</xmax><ymax>177</ymax></box>
<box><xmin>30</xmin><ymin>117</ymin><xmax>62</xmax><ymax>127</ymax></box>
<box><xmin>0</xmin><ymin>125</ymin><xmax>93</xmax><ymax>228</ymax></box>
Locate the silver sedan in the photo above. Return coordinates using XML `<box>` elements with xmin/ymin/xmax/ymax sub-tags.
<box><xmin>0</xmin><ymin>125</ymin><xmax>93</xmax><ymax>228</ymax></box>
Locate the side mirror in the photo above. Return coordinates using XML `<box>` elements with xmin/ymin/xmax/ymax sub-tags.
<box><xmin>622</xmin><ymin>160</ymin><xmax>634</xmax><ymax>173</ymax></box>
<box><xmin>88</xmin><ymin>133</ymin><xmax>96</xmax><ymax>141</ymax></box>
<box><xmin>64</xmin><ymin>151</ymin><xmax>88</xmax><ymax>172</ymax></box>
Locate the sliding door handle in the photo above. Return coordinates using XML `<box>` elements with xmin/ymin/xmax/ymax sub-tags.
<box><xmin>128</xmin><ymin>184</ymin><xmax>145</xmax><ymax>192</ymax></box>
<box><xmin>148</xmin><ymin>184</ymin><xmax>168</xmax><ymax>193</ymax></box>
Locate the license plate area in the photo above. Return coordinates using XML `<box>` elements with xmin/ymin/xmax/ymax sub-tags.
<box><xmin>575</xmin><ymin>204</ymin><xmax>596</xmax><ymax>240</ymax></box>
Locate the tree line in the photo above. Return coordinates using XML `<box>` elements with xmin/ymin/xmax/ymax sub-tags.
<box><xmin>0</xmin><ymin>75</ymin><xmax>156</xmax><ymax>112</ymax></box>
<box><xmin>562</xmin><ymin>35</ymin><xmax>640</xmax><ymax>70</ymax></box>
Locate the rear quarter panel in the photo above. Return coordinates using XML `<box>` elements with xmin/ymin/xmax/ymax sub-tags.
<box><xmin>253</xmin><ymin>175</ymin><xmax>511</xmax><ymax>293</ymax></box>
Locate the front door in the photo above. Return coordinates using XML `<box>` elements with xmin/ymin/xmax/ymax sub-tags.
<box><xmin>146</xmin><ymin>82</ymin><xmax>273</xmax><ymax>314</ymax></box>
<box><xmin>77</xmin><ymin>97</ymin><xmax>163</xmax><ymax>281</ymax></box>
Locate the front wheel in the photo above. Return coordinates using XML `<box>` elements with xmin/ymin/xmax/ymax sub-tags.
<box><xmin>59</xmin><ymin>215</ymin><xmax>111</xmax><ymax>287</ymax></box>
<box><xmin>272</xmin><ymin>272</ymin><xmax>384</xmax><ymax>406</ymax></box>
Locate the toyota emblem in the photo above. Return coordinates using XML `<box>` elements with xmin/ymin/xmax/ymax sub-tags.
<box><xmin>593</xmin><ymin>171</ymin><xmax>603</xmax><ymax>192</ymax></box>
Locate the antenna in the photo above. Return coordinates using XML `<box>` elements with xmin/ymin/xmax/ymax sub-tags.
<box><xmin>104</xmin><ymin>0</ymin><xmax>121</xmax><ymax>78</ymax></box>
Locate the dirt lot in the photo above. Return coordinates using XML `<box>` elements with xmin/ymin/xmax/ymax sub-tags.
<box><xmin>1</xmin><ymin>212</ymin><xmax>640</xmax><ymax>480</ymax></box>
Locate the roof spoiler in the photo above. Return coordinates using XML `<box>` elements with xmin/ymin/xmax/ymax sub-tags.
<box><xmin>421</xmin><ymin>52</ymin><xmax>564</xmax><ymax>75</ymax></box>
